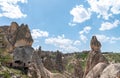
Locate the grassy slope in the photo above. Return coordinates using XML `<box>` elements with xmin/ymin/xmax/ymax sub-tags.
<box><xmin>64</xmin><ymin>52</ymin><xmax>120</xmax><ymax>74</ymax></box>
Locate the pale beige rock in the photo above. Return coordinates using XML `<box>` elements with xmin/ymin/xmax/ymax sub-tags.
<box><xmin>14</xmin><ymin>39</ymin><xmax>33</xmax><ymax>47</ymax></box>
<box><xmin>85</xmin><ymin>62</ymin><xmax>108</xmax><ymax>78</ymax></box>
<box><xmin>100</xmin><ymin>63</ymin><xmax>120</xmax><ymax>78</ymax></box>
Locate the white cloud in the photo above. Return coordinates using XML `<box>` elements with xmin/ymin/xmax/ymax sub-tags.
<box><xmin>31</xmin><ymin>29</ymin><xmax>49</xmax><ymax>39</ymax></box>
<box><xmin>69</xmin><ymin>0</ymin><xmax>120</xmax><ymax>22</ymax></box>
<box><xmin>80</xmin><ymin>34</ymin><xmax>88</xmax><ymax>43</ymax></box>
<box><xmin>87</xmin><ymin>0</ymin><xmax>120</xmax><ymax>20</ymax></box>
<box><xmin>70</xmin><ymin>5</ymin><xmax>91</xmax><ymax>23</ymax></box>
<box><xmin>96</xmin><ymin>35</ymin><xmax>110</xmax><ymax>42</ymax></box>
<box><xmin>79</xmin><ymin>26</ymin><xmax>91</xmax><ymax>43</ymax></box>
<box><xmin>87</xmin><ymin>0</ymin><xmax>111</xmax><ymax>20</ymax></box>
<box><xmin>96</xmin><ymin>34</ymin><xmax>120</xmax><ymax>43</ymax></box>
<box><xmin>32</xmin><ymin>45</ymin><xmax>40</xmax><ymax>50</ymax></box>
<box><xmin>79</xmin><ymin>26</ymin><xmax>91</xmax><ymax>34</ymax></box>
<box><xmin>111</xmin><ymin>0</ymin><xmax>120</xmax><ymax>14</ymax></box>
<box><xmin>68</xmin><ymin>22</ymin><xmax>76</xmax><ymax>26</ymax></box>
<box><xmin>73</xmin><ymin>40</ymin><xmax>81</xmax><ymax>45</ymax></box>
<box><xmin>45</xmin><ymin>35</ymin><xmax>80</xmax><ymax>52</ymax></box>
<box><xmin>0</xmin><ymin>0</ymin><xmax>27</xmax><ymax>19</ymax></box>
<box><xmin>99</xmin><ymin>20</ymin><xmax>120</xmax><ymax>31</ymax></box>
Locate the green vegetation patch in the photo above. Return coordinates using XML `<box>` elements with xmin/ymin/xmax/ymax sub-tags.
<box><xmin>0</xmin><ymin>66</ymin><xmax>29</xmax><ymax>78</ymax></box>
<box><xmin>103</xmin><ymin>53</ymin><xmax>120</xmax><ymax>63</ymax></box>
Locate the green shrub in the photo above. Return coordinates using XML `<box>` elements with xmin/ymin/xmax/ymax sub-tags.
<box><xmin>66</xmin><ymin>63</ymin><xmax>74</xmax><ymax>73</ymax></box>
<box><xmin>74</xmin><ymin>52</ymin><xmax>88</xmax><ymax>60</ymax></box>
<box><xmin>3</xmin><ymin>71</ymin><xmax>11</xmax><ymax>78</ymax></box>
<box><xmin>104</xmin><ymin>53</ymin><xmax>120</xmax><ymax>63</ymax></box>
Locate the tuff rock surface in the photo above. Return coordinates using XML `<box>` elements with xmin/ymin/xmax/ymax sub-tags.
<box><xmin>28</xmin><ymin>50</ymin><xmax>51</xmax><ymax>78</ymax></box>
<box><xmin>85</xmin><ymin>62</ymin><xmax>108</xmax><ymax>78</ymax></box>
<box><xmin>74</xmin><ymin>59</ymin><xmax>83</xmax><ymax>78</ymax></box>
<box><xmin>83</xmin><ymin>36</ymin><xmax>108</xmax><ymax>78</ymax></box>
<box><xmin>100</xmin><ymin>63</ymin><xmax>120</xmax><ymax>78</ymax></box>
<box><xmin>0</xmin><ymin>22</ymin><xmax>33</xmax><ymax>52</ymax></box>
<box><xmin>13</xmin><ymin>46</ymin><xmax>34</xmax><ymax>66</ymax></box>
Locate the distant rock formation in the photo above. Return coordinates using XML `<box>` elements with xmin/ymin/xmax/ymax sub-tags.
<box><xmin>35</xmin><ymin>49</ymin><xmax>66</xmax><ymax>73</ymax></box>
<box><xmin>74</xmin><ymin>59</ymin><xmax>83</xmax><ymax>78</ymax></box>
<box><xmin>90</xmin><ymin>36</ymin><xmax>101</xmax><ymax>51</ymax></box>
<box><xmin>83</xmin><ymin>36</ymin><xmax>108</xmax><ymax>78</ymax></box>
<box><xmin>0</xmin><ymin>22</ymin><xmax>33</xmax><ymax>52</ymax></box>
<box><xmin>43</xmin><ymin>55</ymin><xmax>55</xmax><ymax>71</ymax></box>
<box><xmin>55</xmin><ymin>50</ymin><xmax>64</xmax><ymax>72</ymax></box>
<box><xmin>28</xmin><ymin>50</ymin><xmax>51</xmax><ymax>78</ymax></box>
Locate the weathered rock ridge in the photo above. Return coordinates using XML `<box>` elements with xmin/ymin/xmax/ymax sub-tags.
<box><xmin>0</xmin><ymin>22</ymin><xmax>33</xmax><ymax>52</ymax></box>
<box><xmin>0</xmin><ymin>22</ymin><xmax>66</xmax><ymax>78</ymax></box>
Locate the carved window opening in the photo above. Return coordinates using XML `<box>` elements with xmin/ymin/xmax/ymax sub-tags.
<box><xmin>24</xmin><ymin>63</ymin><xmax>26</xmax><ymax>67</ymax></box>
<box><xmin>14</xmin><ymin>60</ymin><xmax>22</xmax><ymax>64</ymax></box>
<box><xmin>28</xmin><ymin>61</ymin><xmax>30</xmax><ymax>64</ymax></box>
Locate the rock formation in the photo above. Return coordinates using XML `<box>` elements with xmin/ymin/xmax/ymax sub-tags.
<box><xmin>28</xmin><ymin>50</ymin><xmax>56</xmax><ymax>78</ymax></box>
<box><xmin>28</xmin><ymin>50</ymin><xmax>67</xmax><ymax>78</ymax></box>
<box><xmin>14</xmin><ymin>24</ymin><xmax>33</xmax><ymax>47</ymax></box>
<box><xmin>13</xmin><ymin>46</ymin><xmax>34</xmax><ymax>67</ymax></box>
<box><xmin>7</xmin><ymin>22</ymin><xmax>19</xmax><ymax>46</ymax></box>
<box><xmin>0</xmin><ymin>22</ymin><xmax>50</xmax><ymax>78</ymax></box>
<box><xmin>74</xmin><ymin>59</ymin><xmax>83</xmax><ymax>78</ymax></box>
<box><xmin>2</xmin><ymin>22</ymin><xmax>120</xmax><ymax>78</ymax></box>
<box><xmin>90</xmin><ymin>36</ymin><xmax>101</xmax><ymax>51</ymax></box>
<box><xmin>55</xmin><ymin>50</ymin><xmax>64</xmax><ymax>72</ymax></box>
<box><xmin>0</xmin><ymin>22</ymin><xmax>33</xmax><ymax>52</ymax></box>
<box><xmin>43</xmin><ymin>55</ymin><xmax>55</xmax><ymax>71</ymax></box>
<box><xmin>100</xmin><ymin>63</ymin><xmax>120</xmax><ymax>78</ymax></box>
<box><xmin>85</xmin><ymin>62</ymin><xmax>108</xmax><ymax>78</ymax></box>
<box><xmin>83</xmin><ymin>36</ymin><xmax>108</xmax><ymax>78</ymax></box>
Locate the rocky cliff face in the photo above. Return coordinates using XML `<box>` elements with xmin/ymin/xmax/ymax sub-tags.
<box><xmin>0</xmin><ymin>22</ymin><xmax>68</xmax><ymax>78</ymax></box>
<box><xmin>0</xmin><ymin>22</ymin><xmax>33</xmax><ymax>52</ymax></box>
<box><xmin>13</xmin><ymin>46</ymin><xmax>34</xmax><ymax>67</ymax></box>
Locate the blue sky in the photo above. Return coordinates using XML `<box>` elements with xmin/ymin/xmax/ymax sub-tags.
<box><xmin>0</xmin><ymin>0</ymin><xmax>120</xmax><ymax>53</ymax></box>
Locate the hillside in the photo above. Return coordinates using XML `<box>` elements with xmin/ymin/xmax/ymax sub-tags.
<box><xmin>0</xmin><ymin>22</ymin><xmax>120</xmax><ymax>78</ymax></box>
<box><xmin>38</xmin><ymin>50</ymin><xmax>120</xmax><ymax>74</ymax></box>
